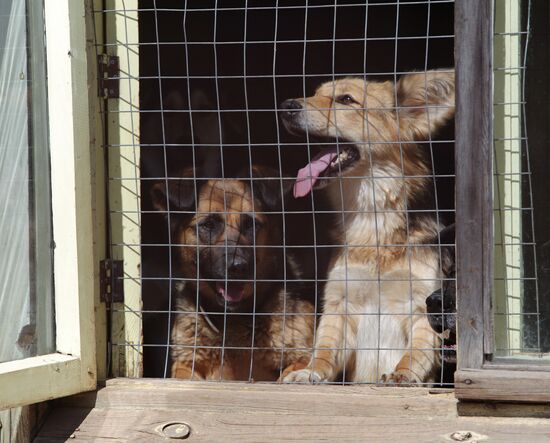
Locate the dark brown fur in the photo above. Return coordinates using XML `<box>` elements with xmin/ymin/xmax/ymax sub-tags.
<box><xmin>151</xmin><ymin>168</ymin><xmax>314</xmax><ymax>381</ymax></box>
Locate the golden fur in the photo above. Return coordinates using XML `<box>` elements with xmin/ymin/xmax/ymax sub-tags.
<box><xmin>152</xmin><ymin>173</ymin><xmax>315</xmax><ymax>381</ymax></box>
<box><xmin>281</xmin><ymin>70</ymin><xmax>455</xmax><ymax>384</ymax></box>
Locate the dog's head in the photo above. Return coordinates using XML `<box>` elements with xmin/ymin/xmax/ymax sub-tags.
<box><xmin>151</xmin><ymin>166</ymin><xmax>290</xmax><ymax>312</ymax></box>
<box><xmin>280</xmin><ymin>70</ymin><xmax>455</xmax><ymax>197</ymax></box>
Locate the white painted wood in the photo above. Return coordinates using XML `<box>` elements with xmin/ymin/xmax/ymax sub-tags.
<box><xmin>493</xmin><ymin>0</ymin><xmax>523</xmax><ymax>356</ymax></box>
<box><xmin>105</xmin><ymin>0</ymin><xmax>142</xmax><ymax>378</ymax></box>
<box><xmin>89</xmin><ymin>0</ymin><xmax>108</xmax><ymax>382</ymax></box>
<box><xmin>0</xmin><ymin>0</ymin><xmax>98</xmax><ymax>410</ymax></box>
<box><xmin>46</xmin><ymin>0</ymin><xmax>97</xmax><ymax>377</ymax></box>
<box><xmin>0</xmin><ymin>355</ymin><xmax>85</xmax><ymax>410</ymax></box>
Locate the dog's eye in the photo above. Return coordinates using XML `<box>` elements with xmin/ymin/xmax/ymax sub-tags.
<box><xmin>242</xmin><ymin>214</ymin><xmax>262</xmax><ymax>233</ymax></box>
<box><xmin>198</xmin><ymin>215</ymin><xmax>221</xmax><ymax>232</ymax></box>
<box><xmin>335</xmin><ymin>94</ymin><xmax>357</xmax><ymax>105</ymax></box>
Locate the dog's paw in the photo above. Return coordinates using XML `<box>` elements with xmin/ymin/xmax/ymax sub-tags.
<box><xmin>380</xmin><ymin>369</ymin><xmax>420</xmax><ymax>386</ymax></box>
<box><xmin>282</xmin><ymin>368</ymin><xmax>326</xmax><ymax>384</ymax></box>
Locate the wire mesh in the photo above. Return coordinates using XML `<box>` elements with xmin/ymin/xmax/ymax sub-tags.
<box><xmin>98</xmin><ymin>0</ymin><xmax>457</xmax><ymax>385</ymax></box>
<box><xmin>492</xmin><ymin>0</ymin><xmax>549</xmax><ymax>360</ymax></box>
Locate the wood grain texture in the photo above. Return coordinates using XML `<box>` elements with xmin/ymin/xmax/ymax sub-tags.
<box><xmin>88</xmin><ymin>0</ymin><xmax>108</xmax><ymax>382</ymax></box>
<box><xmin>458</xmin><ymin>401</ymin><xmax>550</xmax><ymax>419</ymax></box>
<box><xmin>456</xmin><ymin>369</ymin><xmax>550</xmax><ymax>402</ymax></box>
<box><xmin>455</xmin><ymin>0</ymin><xmax>494</xmax><ymax>370</ymax></box>
<box><xmin>0</xmin><ymin>404</ymin><xmax>49</xmax><ymax>443</ymax></box>
<box><xmin>35</xmin><ymin>380</ymin><xmax>550</xmax><ymax>442</ymax></box>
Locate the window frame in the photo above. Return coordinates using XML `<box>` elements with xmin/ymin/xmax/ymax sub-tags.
<box><xmin>454</xmin><ymin>0</ymin><xmax>550</xmax><ymax>402</ymax></box>
<box><xmin>0</xmin><ymin>0</ymin><xmax>98</xmax><ymax>410</ymax></box>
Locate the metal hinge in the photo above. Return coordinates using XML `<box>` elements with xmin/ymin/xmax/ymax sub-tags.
<box><xmin>100</xmin><ymin>259</ymin><xmax>124</xmax><ymax>303</ymax></box>
<box><xmin>97</xmin><ymin>54</ymin><xmax>119</xmax><ymax>99</ymax></box>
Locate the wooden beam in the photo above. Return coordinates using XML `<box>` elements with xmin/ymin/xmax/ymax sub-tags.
<box><xmin>458</xmin><ymin>401</ymin><xmax>550</xmax><ymax>419</ymax></box>
<box><xmin>88</xmin><ymin>0</ymin><xmax>108</xmax><ymax>382</ymax></box>
<box><xmin>0</xmin><ymin>355</ymin><xmax>86</xmax><ymax>410</ymax></box>
<box><xmin>105</xmin><ymin>0</ymin><xmax>142</xmax><ymax>378</ymax></box>
<box><xmin>456</xmin><ymin>368</ymin><xmax>550</xmax><ymax>402</ymax></box>
<box><xmin>454</xmin><ymin>0</ymin><xmax>494</xmax><ymax>369</ymax></box>
<box><xmin>35</xmin><ymin>379</ymin><xmax>550</xmax><ymax>442</ymax></box>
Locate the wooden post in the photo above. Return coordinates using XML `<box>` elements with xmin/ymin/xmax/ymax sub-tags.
<box><xmin>455</xmin><ymin>0</ymin><xmax>494</xmax><ymax>370</ymax></box>
<box><xmin>105</xmin><ymin>0</ymin><xmax>142</xmax><ymax>378</ymax></box>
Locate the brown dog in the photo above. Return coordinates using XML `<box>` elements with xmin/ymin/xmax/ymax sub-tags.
<box><xmin>151</xmin><ymin>167</ymin><xmax>314</xmax><ymax>381</ymax></box>
<box><xmin>279</xmin><ymin>70</ymin><xmax>455</xmax><ymax>384</ymax></box>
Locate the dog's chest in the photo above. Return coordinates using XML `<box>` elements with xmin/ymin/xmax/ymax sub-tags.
<box><xmin>203</xmin><ymin>314</ymin><xmax>281</xmax><ymax>380</ymax></box>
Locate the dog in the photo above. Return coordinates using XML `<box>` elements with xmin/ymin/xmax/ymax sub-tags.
<box><xmin>151</xmin><ymin>166</ymin><xmax>315</xmax><ymax>381</ymax></box>
<box><xmin>279</xmin><ymin>70</ymin><xmax>455</xmax><ymax>384</ymax></box>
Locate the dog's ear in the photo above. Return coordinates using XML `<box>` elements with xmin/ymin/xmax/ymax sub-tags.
<box><xmin>249</xmin><ymin>165</ymin><xmax>293</xmax><ymax>212</ymax></box>
<box><xmin>396</xmin><ymin>69</ymin><xmax>455</xmax><ymax>140</ymax></box>
<box><xmin>151</xmin><ymin>169</ymin><xmax>201</xmax><ymax>213</ymax></box>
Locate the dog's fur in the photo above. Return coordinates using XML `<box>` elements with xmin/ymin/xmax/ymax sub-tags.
<box><xmin>151</xmin><ymin>167</ymin><xmax>315</xmax><ymax>381</ymax></box>
<box><xmin>280</xmin><ymin>70</ymin><xmax>455</xmax><ymax>383</ymax></box>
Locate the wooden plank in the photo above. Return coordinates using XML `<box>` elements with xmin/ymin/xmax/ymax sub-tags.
<box><xmin>37</xmin><ymin>407</ymin><xmax>550</xmax><ymax>443</ymax></box>
<box><xmin>28</xmin><ymin>0</ymin><xmax>55</xmax><ymax>357</ymax></box>
<box><xmin>458</xmin><ymin>401</ymin><xmax>550</xmax><ymax>419</ymax></box>
<box><xmin>88</xmin><ymin>0</ymin><xmax>108</xmax><ymax>382</ymax></box>
<box><xmin>65</xmin><ymin>379</ymin><xmax>458</xmax><ymax>419</ymax></box>
<box><xmin>0</xmin><ymin>355</ymin><xmax>86</xmax><ymax>410</ymax></box>
<box><xmin>36</xmin><ymin>380</ymin><xmax>550</xmax><ymax>442</ymax></box>
<box><xmin>46</xmin><ymin>0</ymin><xmax>96</xmax><ymax>364</ymax></box>
<box><xmin>454</xmin><ymin>0</ymin><xmax>494</xmax><ymax>369</ymax></box>
<box><xmin>105</xmin><ymin>0</ymin><xmax>142</xmax><ymax>378</ymax></box>
<box><xmin>492</xmin><ymin>0</ymin><xmax>524</xmax><ymax>356</ymax></box>
<box><xmin>45</xmin><ymin>0</ymin><xmax>98</xmax><ymax>385</ymax></box>
<box><xmin>456</xmin><ymin>368</ymin><xmax>550</xmax><ymax>402</ymax></box>
<box><xmin>0</xmin><ymin>403</ymin><xmax>49</xmax><ymax>443</ymax></box>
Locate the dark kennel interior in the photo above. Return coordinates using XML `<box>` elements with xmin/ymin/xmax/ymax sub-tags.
<box><xmin>137</xmin><ymin>0</ymin><xmax>456</xmax><ymax>378</ymax></box>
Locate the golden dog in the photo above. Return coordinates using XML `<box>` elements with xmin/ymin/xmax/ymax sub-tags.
<box><xmin>151</xmin><ymin>167</ymin><xmax>314</xmax><ymax>381</ymax></box>
<box><xmin>279</xmin><ymin>70</ymin><xmax>455</xmax><ymax>384</ymax></box>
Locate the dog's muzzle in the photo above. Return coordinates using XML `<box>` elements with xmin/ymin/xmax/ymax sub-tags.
<box><xmin>280</xmin><ymin>99</ymin><xmax>302</xmax><ymax>120</ymax></box>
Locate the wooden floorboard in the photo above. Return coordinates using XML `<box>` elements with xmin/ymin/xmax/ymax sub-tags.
<box><xmin>34</xmin><ymin>379</ymin><xmax>550</xmax><ymax>442</ymax></box>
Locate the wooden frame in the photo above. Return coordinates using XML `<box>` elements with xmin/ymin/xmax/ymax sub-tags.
<box><xmin>105</xmin><ymin>0</ymin><xmax>143</xmax><ymax>378</ymax></box>
<box><xmin>454</xmin><ymin>0</ymin><xmax>550</xmax><ymax>402</ymax></box>
<box><xmin>0</xmin><ymin>0</ymin><xmax>99</xmax><ymax>410</ymax></box>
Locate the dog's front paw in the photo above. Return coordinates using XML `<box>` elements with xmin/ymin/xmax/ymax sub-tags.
<box><xmin>380</xmin><ymin>369</ymin><xmax>420</xmax><ymax>386</ymax></box>
<box><xmin>282</xmin><ymin>368</ymin><xmax>326</xmax><ymax>384</ymax></box>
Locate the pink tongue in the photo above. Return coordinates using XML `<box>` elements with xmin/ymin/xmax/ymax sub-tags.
<box><xmin>294</xmin><ymin>151</ymin><xmax>338</xmax><ymax>198</ymax></box>
<box><xmin>216</xmin><ymin>283</ymin><xmax>245</xmax><ymax>302</ymax></box>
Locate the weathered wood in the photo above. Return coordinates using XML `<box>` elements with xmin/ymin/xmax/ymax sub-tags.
<box><xmin>454</xmin><ymin>0</ymin><xmax>494</xmax><ymax>370</ymax></box>
<box><xmin>483</xmin><ymin>359</ymin><xmax>550</xmax><ymax>372</ymax></box>
<box><xmin>0</xmin><ymin>403</ymin><xmax>49</xmax><ymax>443</ymax></box>
<box><xmin>61</xmin><ymin>379</ymin><xmax>458</xmax><ymax>419</ymax></box>
<box><xmin>88</xmin><ymin>0</ymin><xmax>108</xmax><ymax>382</ymax></box>
<box><xmin>456</xmin><ymin>369</ymin><xmax>550</xmax><ymax>402</ymax></box>
<box><xmin>36</xmin><ymin>380</ymin><xmax>550</xmax><ymax>442</ymax></box>
<box><xmin>0</xmin><ymin>356</ymin><xmax>89</xmax><ymax>410</ymax></box>
<box><xmin>458</xmin><ymin>401</ymin><xmax>550</xmax><ymax>419</ymax></box>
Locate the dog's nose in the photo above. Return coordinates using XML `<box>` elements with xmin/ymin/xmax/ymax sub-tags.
<box><xmin>280</xmin><ymin>99</ymin><xmax>302</xmax><ymax>118</ymax></box>
<box><xmin>228</xmin><ymin>255</ymin><xmax>250</xmax><ymax>278</ymax></box>
<box><xmin>425</xmin><ymin>289</ymin><xmax>442</xmax><ymax>313</ymax></box>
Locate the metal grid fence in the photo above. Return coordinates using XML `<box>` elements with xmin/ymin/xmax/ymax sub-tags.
<box><xmin>97</xmin><ymin>0</ymin><xmax>458</xmax><ymax>385</ymax></box>
<box><xmin>492</xmin><ymin>0</ymin><xmax>548</xmax><ymax>360</ymax></box>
